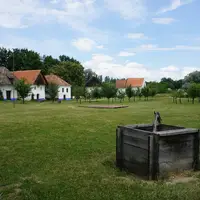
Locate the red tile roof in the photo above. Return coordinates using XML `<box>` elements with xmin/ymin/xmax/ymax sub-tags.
<box><xmin>13</xmin><ymin>70</ymin><xmax>41</xmax><ymax>84</ymax></box>
<box><xmin>126</xmin><ymin>78</ymin><xmax>144</xmax><ymax>88</ymax></box>
<box><xmin>116</xmin><ymin>80</ymin><xmax>126</xmax><ymax>88</ymax></box>
<box><xmin>45</xmin><ymin>74</ymin><xmax>71</xmax><ymax>86</ymax></box>
<box><xmin>116</xmin><ymin>78</ymin><xmax>145</xmax><ymax>88</ymax></box>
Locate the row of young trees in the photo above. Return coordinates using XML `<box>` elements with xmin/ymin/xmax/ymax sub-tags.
<box><xmin>72</xmin><ymin>83</ymin><xmax>156</xmax><ymax>104</ymax></box>
<box><xmin>171</xmin><ymin>83</ymin><xmax>200</xmax><ymax>104</ymax></box>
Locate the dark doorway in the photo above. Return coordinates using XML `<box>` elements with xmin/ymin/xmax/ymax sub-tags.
<box><xmin>63</xmin><ymin>95</ymin><xmax>66</xmax><ymax>100</ymax></box>
<box><xmin>31</xmin><ymin>94</ymin><xmax>34</xmax><ymax>100</ymax></box>
<box><xmin>6</xmin><ymin>91</ymin><xmax>11</xmax><ymax>100</ymax></box>
<box><xmin>37</xmin><ymin>94</ymin><xmax>39</xmax><ymax>100</ymax></box>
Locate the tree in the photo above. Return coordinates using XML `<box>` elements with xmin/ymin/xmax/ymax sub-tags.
<box><xmin>0</xmin><ymin>47</ymin><xmax>13</xmax><ymax>69</ymax></box>
<box><xmin>150</xmin><ymin>88</ymin><xmax>157</xmax><ymax>98</ymax></box>
<box><xmin>132</xmin><ymin>89</ymin><xmax>136</xmax><ymax>102</ymax></box>
<box><xmin>104</xmin><ymin>76</ymin><xmax>111</xmax><ymax>83</ymax></box>
<box><xmin>171</xmin><ymin>90</ymin><xmax>178</xmax><ymax>103</ymax></box>
<box><xmin>184</xmin><ymin>71</ymin><xmax>200</xmax><ymax>84</ymax></box>
<box><xmin>42</xmin><ymin>55</ymin><xmax>59</xmax><ymax>74</ymax></box>
<box><xmin>187</xmin><ymin>83</ymin><xmax>197</xmax><ymax>104</ymax></box>
<box><xmin>177</xmin><ymin>89</ymin><xmax>184</xmax><ymax>104</ymax></box>
<box><xmin>83</xmin><ymin>88</ymin><xmax>92</xmax><ymax>102</ymax></box>
<box><xmin>117</xmin><ymin>90</ymin><xmax>125</xmax><ymax>103</ymax></box>
<box><xmin>46</xmin><ymin>83</ymin><xmax>59</xmax><ymax>102</ymax></box>
<box><xmin>14</xmin><ymin>79</ymin><xmax>31</xmax><ymax>104</ymax></box>
<box><xmin>136</xmin><ymin>87</ymin><xmax>142</xmax><ymax>100</ymax></box>
<box><xmin>126</xmin><ymin>85</ymin><xmax>133</xmax><ymax>102</ymax></box>
<box><xmin>101</xmin><ymin>83</ymin><xmax>116</xmax><ymax>103</ymax></box>
<box><xmin>142</xmin><ymin>86</ymin><xmax>150</xmax><ymax>101</ymax></box>
<box><xmin>50</xmin><ymin>61</ymin><xmax>84</xmax><ymax>86</ymax></box>
<box><xmin>9</xmin><ymin>48</ymin><xmax>43</xmax><ymax>71</ymax></box>
<box><xmin>92</xmin><ymin>87</ymin><xmax>101</xmax><ymax>101</ymax></box>
<box><xmin>73</xmin><ymin>86</ymin><xmax>84</xmax><ymax>104</ymax></box>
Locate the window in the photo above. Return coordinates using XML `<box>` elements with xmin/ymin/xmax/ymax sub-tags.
<box><xmin>62</xmin><ymin>88</ymin><xmax>64</xmax><ymax>93</ymax></box>
<box><xmin>66</xmin><ymin>88</ymin><xmax>68</xmax><ymax>93</ymax></box>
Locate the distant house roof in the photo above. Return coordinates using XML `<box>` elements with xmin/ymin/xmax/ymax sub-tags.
<box><xmin>45</xmin><ymin>74</ymin><xmax>71</xmax><ymax>86</ymax></box>
<box><xmin>116</xmin><ymin>78</ymin><xmax>145</xmax><ymax>88</ymax></box>
<box><xmin>13</xmin><ymin>70</ymin><xmax>47</xmax><ymax>85</ymax></box>
<box><xmin>116</xmin><ymin>80</ymin><xmax>126</xmax><ymax>88</ymax></box>
<box><xmin>0</xmin><ymin>67</ymin><xmax>16</xmax><ymax>85</ymax></box>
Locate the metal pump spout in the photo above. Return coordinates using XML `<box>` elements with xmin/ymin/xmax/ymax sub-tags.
<box><xmin>153</xmin><ymin>111</ymin><xmax>162</xmax><ymax>133</ymax></box>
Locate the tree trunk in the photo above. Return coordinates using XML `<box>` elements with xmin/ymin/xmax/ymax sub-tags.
<box><xmin>188</xmin><ymin>98</ymin><xmax>190</xmax><ymax>102</ymax></box>
<box><xmin>22</xmin><ymin>98</ymin><xmax>25</xmax><ymax>104</ymax></box>
<box><xmin>120</xmin><ymin>99</ymin><xmax>122</xmax><ymax>103</ymax></box>
<box><xmin>192</xmin><ymin>98</ymin><xmax>194</xmax><ymax>104</ymax></box>
<box><xmin>108</xmin><ymin>98</ymin><xmax>110</xmax><ymax>104</ymax></box>
<box><xmin>147</xmin><ymin>96</ymin><xmax>148</xmax><ymax>101</ymax></box>
<box><xmin>179</xmin><ymin>98</ymin><xmax>182</xmax><ymax>104</ymax></box>
<box><xmin>79</xmin><ymin>98</ymin><xmax>81</xmax><ymax>104</ymax></box>
<box><xmin>198</xmin><ymin>97</ymin><xmax>200</xmax><ymax>103</ymax></box>
<box><xmin>128</xmin><ymin>98</ymin><xmax>130</xmax><ymax>102</ymax></box>
<box><xmin>175</xmin><ymin>98</ymin><xmax>177</xmax><ymax>104</ymax></box>
<box><xmin>112</xmin><ymin>98</ymin><xmax>113</xmax><ymax>103</ymax></box>
<box><xmin>172</xmin><ymin>97</ymin><xmax>174</xmax><ymax>103</ymax></box>
<box><xmin>134</xmin><ymin>96</ymin><xmax>135</xmax><ymax>102</ymax></box>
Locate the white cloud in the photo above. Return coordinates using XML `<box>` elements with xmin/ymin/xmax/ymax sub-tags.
<box><xmin>105</xmin><ymin>0</ymin><xmax>146</xmax><ymax>20</ymax></box>
<box><xmin>131</xmin><ymin>44</ymin><xmax>200</xmax><ymax>52</ymax></box>
<box><xmin>83</xmin><ymin>54</ymin><xmax>200</xmax><ymax>81</ymax></box>
<box><xmin>118</xmin><ymin>51</ymin><xmax>136</xmax><ymax>57</ymax></box>
<box><xmin>72</xmin><ymin>38</ymin><xmax>96</xmax><ymax>51</ymax></box>
<box><xmin>127</xmin><ymin>33</ymin><xmax>148</xmax><ymax>39</ymax></box>
<box><xmin>71</xmin><ymin>38</ymin><xmax>104</xmax><ymax>51</ymax></box>
<box><xmin>97</xmin><ymin>45</ymin><xmax>104</xmax><ymax>49</ymax></box>
<box><xmin>0</xmin><ymin>0</ymin><xmax>99</xmax><ymax>32</ymax></box>
<box><xmin>152</xmin><ymin>18</ymin><xmax>175</xmax><ymax>24</ymax></box>
<box><xmin>158</xmin><ymin>0</ymin><xmax>193</xmax><ymax>14</ymax></box>
<box><xmin>50</xmin><ymin>0</ymin><xmax>59</xmax><ymax>4</ymax></box>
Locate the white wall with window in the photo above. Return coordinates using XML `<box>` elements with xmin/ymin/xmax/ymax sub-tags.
<box><xmin>0</xmin><ymin>85</ymin><xmax>18</xmax><ymax>100</ymax></box>
<box><xmin>58</xmin><ymin>86</ymin><xmax>71</xmax><ymax>100</ymax></box>
<box><xmin>25</xmin><ymin>85</ymin><xmax>46</xmax><ymax>101</ymax></box>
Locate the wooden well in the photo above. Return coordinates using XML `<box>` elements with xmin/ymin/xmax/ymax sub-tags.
<box><xmin>116</xmin><ymin>124</ymin><xmax>200</xmax><ymax>180</ymax></box>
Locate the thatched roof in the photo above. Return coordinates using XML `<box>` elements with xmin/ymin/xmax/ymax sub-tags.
<box><xmin>0</xmin><ymin>67</ymin><xmax>16</xmax><ymax>85</ymax></box>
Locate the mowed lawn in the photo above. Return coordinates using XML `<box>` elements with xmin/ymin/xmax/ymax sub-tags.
<box><xmin>1</xmin><ymin>98</ymin><xmax>200</xmax><ymax>200</ymax></box>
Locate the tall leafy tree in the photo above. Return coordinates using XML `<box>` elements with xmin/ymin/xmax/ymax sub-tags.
<box><xmin>50</xmin><ymin>61</ymin><xmax>84</xmax><ymax>86</ymax></box>
<box><xmin>136</xmin><ymin>87</ymin><xmax>142</xmax><ymax>100</ymax></box>
<box><xmin>184</xmin><ymin>71</ymin><xmax>200</xmax><ymax>84</ymax></box>
<box><xmin>42</xmin><ymin>55</ymin><xmax>59</xmax><ymax>74</ymax></box>
<box><xmin>10</xmin><ymin>48</ymin><xmax>43</xmax><ymax>71</ymax></box>
<box><xmin>126</xmin><ymin>85</ymin><xmax>133</xmax><ymax>102</ymax></box>
<box><xmin>46</xmin><ymin>83</ymin><xmax>59</xmax><ymax>102</ymax></box>
<box><xmin>14</xmin><ymin>79</ymin><xmax>31</xmax><ymax>104</ymax></box>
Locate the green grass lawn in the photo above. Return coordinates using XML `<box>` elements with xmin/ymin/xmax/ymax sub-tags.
<box><xmin>1</xmin><ymin>98</ymin><xmax>200</xmax><ymax>200</ymax></box>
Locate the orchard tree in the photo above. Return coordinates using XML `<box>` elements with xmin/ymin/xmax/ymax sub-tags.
<box><xmin>187</xmin><ymin>83</ymin><xmax>197</xmax><ymax>104</ymax></box>
<box><xmin>126</xmin><ymin>85</ymin><xmax>133</xmax><ymax>102</ymax></box>
<box><xmin>177</xmin><ymin>89</ymin><xmax>184</xmax><ymax>104</ymax></box>
<box><xmin>46</xmin><ymin>83</ymin><xmax>59</xmax><ymax>102</ymax></box>
<box><xmin>117</xmin><ymin>90</ymin><xmax>125</xmax><ymax>103</ymax></box>
<box><xmin>101</xmin><ymin>83</ymin><xmax>116</xmax><ymax>104</ymax></box>
<box><xmin>73</xmin><ymin>86</ymin><xmax>84</xmax><ymax>104</ymax></box>
<box><xmin>150</xmin><ymin>88</ymin><xmax>157</xmax><ymax>98</ymax></box>
<box><xmin>142</xmin><ymin>86</ymin><xmax>150</xmax><ymax>101</ymax></box>
<box><xmin>136</xmin><ymin>87</ymin><xmax>142</xmax><ymax>100</ymax></box>
<box><xmin>92</xmin><ymin>87</ymin><xmax>101</xmax><ymax>101</ymax></box>
<box><xmin>14</xmin><ymin>79</ymin><xmax>31</xmax><ymax>104</ymax></box>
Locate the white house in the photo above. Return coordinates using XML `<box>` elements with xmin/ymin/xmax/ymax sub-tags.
<box><xmin>116</xmin><ymin>78</ymin><xmax>146</xmax><ymax>93</ymax></box>
<box><xmin>45</xmin><ymin>74</ymin><xmax>71</xmax><ymax>100</ymax></box>
<box><xmin>0</xmin><ymin>67</ymin><xmax>18</xmax><ymax>100</ymax></box>
<box><xmin>13</xmin><ymin>70</ymin><xmax>47</xmax><ymax>101</ymax></box>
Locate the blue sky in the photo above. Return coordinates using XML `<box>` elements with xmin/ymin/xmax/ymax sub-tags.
<box><xmin>0</xmin><ymin>0</ymin><xmax>200</xmax><ymax>81</ymax></box>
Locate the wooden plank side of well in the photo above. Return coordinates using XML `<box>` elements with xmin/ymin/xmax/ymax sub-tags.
<box><xmin>158</xmin><ymin>133</ymin><xmax>195</xmax><ymax>174</ymax></box>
